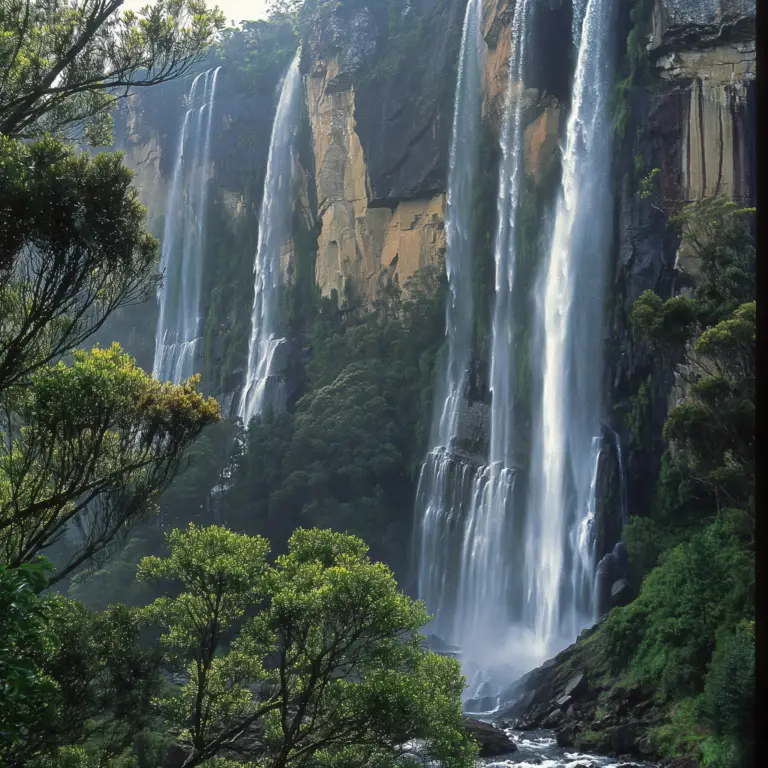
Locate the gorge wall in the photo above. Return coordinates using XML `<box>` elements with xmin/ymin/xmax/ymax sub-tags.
<box><xmin>107</xmin><ymin>0</ymin><xmax>755</xmax><ymax>570</ymax></box>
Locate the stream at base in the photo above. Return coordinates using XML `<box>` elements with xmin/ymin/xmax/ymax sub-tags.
<box><xmin>483</xmin><ymin>729</ymin><xmax>657</xmax><ymax>768</ymax></box>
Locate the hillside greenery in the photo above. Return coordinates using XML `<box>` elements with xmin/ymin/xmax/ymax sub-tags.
<box><xmin>601</xmin><ymin>196</ymin><xmax>755</xmax><ymax>768</ymax></box>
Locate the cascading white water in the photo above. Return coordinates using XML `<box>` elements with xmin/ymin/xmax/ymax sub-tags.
<box><xmin>527</xmin><ymin>0</ymin><xmax>617</xmax><ymax>647</ymax></box>
<box><xmin>416</xmin><ymin>0</ymin><xmax>484</xmax><ymax>642</ymax></box>
<box><xmin>416</xmin><ymin>0</ymin><xmax>619</xmax><ymax>705</ymax></box>
<box><xmin>153</xmin><ymin>67</ymin><xmax>221</xmax><ymax>383</ymax></box>
<box><xmin>449</xmin><ymin>0</ymin><xmax>538</xmax><ymax>688</ymax></box>
<box><xmin>417</xmin><ymin>0</ymin><xmax>541</xmax><ymax>698</ymax></box>
<box><xmin>608</xmin><ymin>426</ymin><xmax>629</xmax><ymax>526</ymax></box>
<box><xmin>239</xmin><ymin>53</ymin><xmax>303</xmax><ymax>425</ymax></box>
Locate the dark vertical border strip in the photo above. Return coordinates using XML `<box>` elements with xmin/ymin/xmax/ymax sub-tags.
<box><xmin>754</xmin><ymin>0</ymin><xmax>766</xmax><ymax>766</ymax></box>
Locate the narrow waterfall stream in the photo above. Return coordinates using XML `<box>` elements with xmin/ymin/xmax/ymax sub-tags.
<box><xmin>238</xmin><ymin>53</ymin><xmax>303</xmax><ymax>425</ymax></box>
<box><xmin>415</xmin><ymin>0</ymin><xmax>483</xmax><ymax>644</ymax></box>
<box><xmin>153</xmin><ymin>67</ymin><xmax>221</xmax><ymax>384</ymax></box>
<box><xmin>527</xmin><ymin>0</ymin><xmax>617</xmax><ymax>647</ymax></box>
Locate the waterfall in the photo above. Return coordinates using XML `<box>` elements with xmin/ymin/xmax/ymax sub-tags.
<box><xmin>153</xmin><ymin>67</ymin><xmax>221</xmax><ymax>384</ymax></box>
<box><xmin>415</xmin><ymin>0</ymin><xmax>483</xmax><ymax>642</ymax></box>
<box><xmin>609</xmin><ymin>427</ymin><xmax>629</xmax><ymax>526</ymax></box>
<box><xmin>450</xmin><ymin>0</ymin><xmax>537</xmax><ymax>687</ymax></box>
<box><xmin>415</xmin><ymin>0</ymin><xmax>619</xmax><ymax>703</ymax></box>
<box><xmin>417</xmin><ymin>0</ymin><xmax>542</xmax><ymax>698</ymax></box>
<box><xmin>528</xmin><ymin>0</ymin><xmax>617</xmax><ymax>646</ymax></box>
<box><xmin>238</xmin><ymin>53</ymin><xmax>303</xmax><ymax>426</ymax></box>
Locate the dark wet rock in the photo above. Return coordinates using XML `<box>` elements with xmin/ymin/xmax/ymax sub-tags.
<box><xmin>423</xmin><ymin>634</ymin><xmax>461</xmax><ymax>657</ymax></box>
<box><xmin>608</xmin><ymin>722</ymin><xmax>639</xmax><ymax>753</ymax></box>
<box><xmin>164</xmin><ymin>744</ymin><xmax>189</xmax><ymax>768</ymax></box>
<box><xmin>555</xmin><ymin>723</ymin><xmax>578</xmax><ymax>747</ymax></box>
<box><xmin>462</xmin><ymin>717</ymin><xmax>517</xmax><ymax>757</ymax></box>
<box><xmin>638</xmin><ymin>733</ymin><xmax>655</xmax><ymax>754</ymax></box>
<box><xmin>542</xmin><ymin>708</ymin><xmax>564</xmax><ymax>727</ymax></box>
<box><xmin>464</xmin><ymin>695</ymin><xmax>496</xmax><ymax>712</ymax></box>
<box><xmin>496</xmin><ymin>688</ymin><xmax>536</xmax><ymax>721</ymax></box>
<box><xmin>650</xmin><ymin>0</ymin><xmax>755</xmax><ymax>52</ymax></box>
<box><xmin>611</xmin><ymin>578</ymin><xmax>633</xmax><ymax>606</ymax></box>
<box><xmin>476</xmin><ymin>680</ymin><xmax>496</xmax><ymax>699</ymax></box>
<box><xmin>564</xmin><ymin>672</ymin><xmax>587</xmax><ymax>698</ymax></box>
<box><xmin>595</xmin><ymin>542</ymin><xmax>637</xmax><ymax>617</ymax></box>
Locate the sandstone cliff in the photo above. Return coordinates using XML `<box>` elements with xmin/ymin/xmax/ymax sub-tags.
<box><xmin>108</xmin><ymin>0</ymin><xmax>755</xmax><ymax>438</ymax></box>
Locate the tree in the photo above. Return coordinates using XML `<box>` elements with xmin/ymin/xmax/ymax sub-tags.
<box><xmin>0</xmin><ymin>137</ymin><xmax>156</xmax><ymax>385</ymax></box>
<box><xmin>1</xmin><ymin>595</ymin><xmax>163</xmax><ymax>767</ymax></box>
<box><xmin>0</xmin><ymin>343</ymin><xmax>220</xmax><ymax>583</ymax></box>
<box><xmin>631</xmin><ymin>196</ymin><xmax>755</xmax><ymax>511</ymax></box>
<box><xmin>0</xmin><ymin>558</ymin><xmax>56</xmax><ymax>752</ymax></box>
<box><xmin>608</xmin><ymin>196</ymin><xmax>755</xmax><ymax>766</ymax></box>
<box><xmin>0</xmin><ymin>0</ymin><xmax>224</xmax><ymax>143</ymax></box>
<box><xmin>138</xmin><ymin>525</ymin><xmax>476</xmax><ymax>768</ymax></box>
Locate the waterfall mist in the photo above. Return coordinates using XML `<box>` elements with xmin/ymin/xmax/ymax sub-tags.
<box><xmin>153</xmin><ymin>67</ymin><xmax>221</xmax><ymax>384</ymax></box>
<box><xmin>238</xmin><ymin>53</ymin><xmax>303</xmax><ymax>425</ymax></box>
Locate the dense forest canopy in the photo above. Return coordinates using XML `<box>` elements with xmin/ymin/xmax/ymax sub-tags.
<box><xmin>0</xmin><ymin>0</ymin><xmax>756</xmax><ymax>767</ymax></box>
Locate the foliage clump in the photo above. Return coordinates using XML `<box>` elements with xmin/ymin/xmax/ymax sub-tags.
<box><xmin>606</xmin><ymin>196</ymin><xmax>755</xmax><ymax>767</ymax></box>
<box><xmin>136</xmin><ymin>524</ymin><xmax>476</xmax><ymax>768</ymax></box>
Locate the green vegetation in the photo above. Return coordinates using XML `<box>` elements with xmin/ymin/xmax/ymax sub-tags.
<box><xmin>136</xmin><ymin>524</ymin><xmax>475</xmax><ymax>767</ymax></box>
<box><xmin>602</xmin><ymin>196</ymin><xmax>755</xmax><ymax>767</ymax></box>
<box><xmin>223</xmin><ymin>267</ymin><xmax>447</xmax><ymax>575</ymax></box>
<box><xmin>0</xmin><ymin>0</ymin><xmax>223</xmax><ymax>143</ymax></box>
<box><xmin>611</xmin><ymin>0</ymin><xmax>655</xmax><ymax>142</ymax></box>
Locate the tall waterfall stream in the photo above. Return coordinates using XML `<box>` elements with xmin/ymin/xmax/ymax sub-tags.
<box><xmin>415</xmin><ymin>0</ymin><xmax>623</xmax><ymax>723</ymax></box>
<box><xmin>153</xmin><ymin>67</ymin><xmax>221</xmax><ymax>384</ymax></box>
<box><xmin>239</xmin><ymin>52</ymin><xmax>304</xmax><ymax>424</ymax></box>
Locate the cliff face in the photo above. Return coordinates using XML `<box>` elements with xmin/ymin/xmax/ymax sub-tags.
<box><xmin>603</xmin><ymin>0</ymin><xmax>756</xmax><ymax>543</ymax></box>
<box><xmin>303</xmin><ymin>0</ymin><xmax>461</xmax><ymax>303</ymax></box>
<box><xmin>110</xmin><ymin>0</ymin><xmax>755</xmax><ymax>465</ymax></box>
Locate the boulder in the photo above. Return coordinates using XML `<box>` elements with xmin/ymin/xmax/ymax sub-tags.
<box><xmin>596</xmin><ymin>545</ymin><xmax>636</xmax><ymax>616</ymax></box>
<box><xmin>462</xmin><ymin>717</ymin><xmax>517</xmax><ymax>757</ymax></box>
<box><xmin>476</xmin><ymin>680</ymin><xmax>496</xmax><ymax>699</ymax></box>
<box><xmin>424</xmin><ymin>634</ymin><xmax>461</xmax><ymax>658</ymax></box>
<box><xmin>556</xmin><ymin>724</ymin><xmax>578</xmax><ymax>747</ymax></box>
<box><xmin>557</xmin><ymin>694</ymin><xmax>573</xmax><ymax>709</ymax></box>
<box><xmin>496</xmin><ymin>688</ymin><xmax>535</xmax><ymax>720</ymax></box>
<box><xmin>543</xmin><ymin>707</ymin><xmax>564</xmax><ymax>727</ymax></box>
<box><xmin>609</xmin><ymin>723</ymin><xmax>639</xmax><ymax>753</ymax></box>
<box><xmin>464</xmin><ymin>695</ymin><xmax>496</xmax><ymax>712</ymax></box>
<box><xmin>611</xmin><ymin>578</ymin><xmax>633</xmax><ymax>607</ymax></box>
<box><xmin>564</xmin><ymin>672</ymin><xmax>587</xmax><ymax>698</ymax></box>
